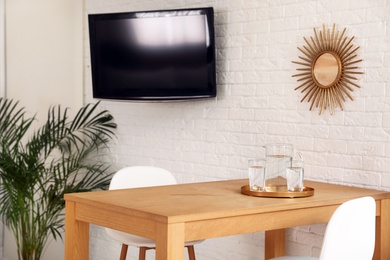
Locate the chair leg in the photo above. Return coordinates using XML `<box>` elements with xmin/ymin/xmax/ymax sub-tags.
<box><xmin>139</xmin><ymin>247</ymin><xmax>147</xmax><ymax>260</ymax></box>
<box><xmin>120</xmin><ymin>244</ymin><xmax>128</xmax><ymax>260</ymax></box>
<box><xmin>138</xmin><ymin>247</ymin><xmax>155</xmax><ymax>260</ymax></box>
<box><xmin>134</xmin><ymin>245</ymin><xmax>194</xmax><ymax>260</ymax></box>
<box><xmin>186</xmin><ymin>245</ymin><xmax>196</xmax><ymax>260</ymax></box>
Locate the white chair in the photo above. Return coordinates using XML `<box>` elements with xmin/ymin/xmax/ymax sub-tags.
<box><xmin>270</xmin><ymin>196</ymin><xmax>376</xmax><ymax>260</ymax></box>
<box><xmin>106</xmin><ymin>166</ymin><xmax>203</xmax><ymax>260</ymax></box>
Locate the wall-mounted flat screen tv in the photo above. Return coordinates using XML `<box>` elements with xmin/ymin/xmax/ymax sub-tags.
<box><xmin>88</xmin><ymin>7</ymin><xmax>216</xmax><ymax>101</ymax></box>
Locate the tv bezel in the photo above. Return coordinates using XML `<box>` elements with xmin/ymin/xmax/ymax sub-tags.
<box><xmin>88</xmin><ymin>7</ymin><xmax>216</xmax><ymax>101</ymax></box>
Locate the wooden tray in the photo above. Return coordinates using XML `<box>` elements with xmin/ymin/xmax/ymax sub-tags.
<box><xmin>241</xmin><ymin>185</ymin><xmax>314</xmax><ymax>198</ymax></box>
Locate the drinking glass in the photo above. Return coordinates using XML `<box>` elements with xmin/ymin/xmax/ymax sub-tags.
<box><xmin>286</xmin><ymin>153</ymin><xmax>304</xmax><ymax>192</ymax></box>
<box><xmin>248</xmin><ymin>158</ymin><xmax>266</xmax><ymax>191</ymax></box>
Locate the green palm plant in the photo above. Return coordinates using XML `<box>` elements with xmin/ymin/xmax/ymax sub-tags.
<box><xmin>0</xmin><ymin>98</ymin><xmax>116</xmax><ymax>260</ymax></box>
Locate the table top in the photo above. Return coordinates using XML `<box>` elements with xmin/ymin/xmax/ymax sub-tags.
<box><xmin>65</xmin><ymin>179</ymin><xmax>390</xmax><ymax>224</ymax></box>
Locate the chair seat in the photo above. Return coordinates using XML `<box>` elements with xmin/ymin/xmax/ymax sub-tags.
<box><xmin>271</xmin><ymin>197</ymin><xmax>376</xmax><ymax>260</ymax></box>
<box><xmin>106</xmin><ymin>228</ymin><xmax>204</xmax><ymax>248</ymax></box>
<box><xmin>105</xmin><ymin>166</ymin><xmax>204</xmax><ymax>260</ymax></box>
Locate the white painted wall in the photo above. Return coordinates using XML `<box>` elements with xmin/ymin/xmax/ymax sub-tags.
<box><xmin>3</xmin><ymin>0</ymin><xmax>83</xmax><ymax>259</ymax></box>
<box><xmin>5</xmin><ymin>0</ymin><xmax>83</xmax><ymax>123</ymax></box>
<box><xmin>85</xmin><ymin>0</ymin><xmax>390</xmax><ymax>259</ymax></box>
<box><xmin>0</xmin><ymin>0</ymin><xmax>4</xmax><ymax>99</ymax></box>
<box><xmin>0</xmin><ymin>0</ymin><xmax>5</xmax><ymax>257</ymax></box>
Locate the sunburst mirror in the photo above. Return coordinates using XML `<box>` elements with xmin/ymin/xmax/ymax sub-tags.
<box><xmin>292</xmin><ymin>24</ymin><xmax>363</xmax><ymax>115</ymax></box>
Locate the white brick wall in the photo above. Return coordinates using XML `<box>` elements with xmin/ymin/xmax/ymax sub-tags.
<box><xmin>84</xmin><ymin>0</ymin><xmax>390</xmax><ymax>259</ymax></box>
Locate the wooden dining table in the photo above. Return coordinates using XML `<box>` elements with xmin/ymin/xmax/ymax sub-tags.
<box><xmin>64</xmin><ymin>179</ymin><xmax>390</xmax><ymax>260</ymax></box>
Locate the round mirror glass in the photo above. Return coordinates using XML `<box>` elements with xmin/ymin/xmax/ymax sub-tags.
<box><xmin>292</xmin><ymin>24</ymin><xmax>363</xmax><ymax>115</ymax></box>
<box><xmin>313</xmin><ymin>53</ymin><xmax>340</xmax><ymax>87</ymax></box>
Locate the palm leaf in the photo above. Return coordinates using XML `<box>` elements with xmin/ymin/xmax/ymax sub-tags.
<box><xmin>0</xmin><ymin>98</ymin><xmax>116</xmax><ymax>260</ymax></box>
<box><xmin>0</xmin><ymin>99</ymin><xmax>34</xmax><ymax>151</ymax></box>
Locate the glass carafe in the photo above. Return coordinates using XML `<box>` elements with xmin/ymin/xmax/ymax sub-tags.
<box><xmin>263</xmin><ymin>143</ymin><xmax>294</xmax><ymax>192</ymax></box>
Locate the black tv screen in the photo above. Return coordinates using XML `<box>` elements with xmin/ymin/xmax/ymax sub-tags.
<box><xmin>88</xmin><ymin>7</ymin><xmax>216</xmax><ymax>101</ymax></box>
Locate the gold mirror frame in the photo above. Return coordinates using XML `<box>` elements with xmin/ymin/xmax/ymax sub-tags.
<box><xmin>292</xmin><ymin>24</ymin><xmax>363</xmax><ymax>115</ymax></box>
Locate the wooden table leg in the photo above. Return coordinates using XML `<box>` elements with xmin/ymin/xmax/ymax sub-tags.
<box><xmin>373</xmin><ymin>199</ymin><xmax>390</xmax><ymax>260</ymax></box>
<box><xmin>155</xmin><ymin>222</ymin><xmax>185</xmax><ymax>260</ymax></box>
<box><xmin>265</xmin><ymin>229</ymin><xmax>285</xmax><ymax>260</ymax></box>
<box><xmin>65</xmin><ymin>201</ymin><xmax>89</xmax><ymax>260</ymax></box>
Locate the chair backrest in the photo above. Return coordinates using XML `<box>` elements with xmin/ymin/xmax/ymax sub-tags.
<box><xmin>109</xmin><ymin>166</ymin><xmax>177</xmax><ymax>190</ymax></box>
<box><xmin>319</xmin><ymin>196</ymin><xmax>376</xmax><ymax>260</ymax></box>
